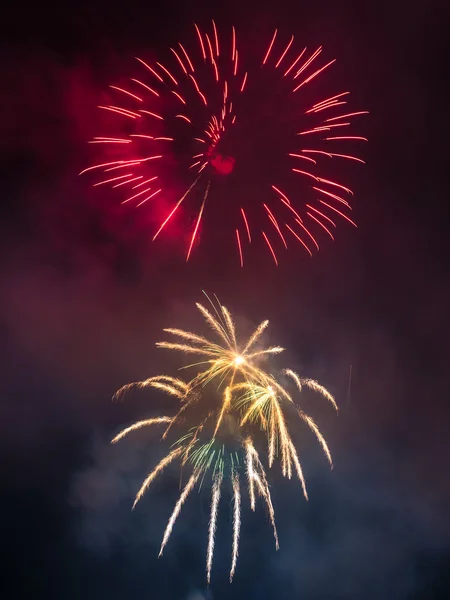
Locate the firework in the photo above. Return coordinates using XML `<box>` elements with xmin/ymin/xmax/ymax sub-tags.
<box><xmin>81</xmin><ymin>23</ymin><xmax>367</xmax><ymax>265</ymax></box>
<box><xmin>112</xmin><ymin>294</ymin><xmax>337</xmax><ymax>581</ymax></box>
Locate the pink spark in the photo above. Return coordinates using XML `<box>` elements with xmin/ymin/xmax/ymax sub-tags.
<box><xmin>178</xmin><ymin>43</ymin><xmax>195</xmax><ymax>71</ymax></box>
<box><xmin>284</xmin><ymin>47</ymin><xmax>306</xmax><ymax>77</ymax></box>
<box><xmin>170</xmin><ymin>48</ymin><xmax>188</xmax><ymax>74</ymax></box>
<box><xmin>293</xmin><ymin>59</ymin><xmax>336</xmax><ymax>92</ymax></box>
<box><xmin>236</xmin><ymin>229</ymin><xmax>244</xmax><ymax>267</ymax></box>
<box><xmin>156</xmin><ymin>62</ymin><xmax>179</xmax><ymax>85</ymax></box>
<box><xmin>139</xmin><ymin>110</ymin><xmax>164</xmax><ymax>120</ymax></box>
<box><xmin>109</xmin><ymin>86</ymin><xmax>143</xmax><ymax>102</ymax></box>
<box><xmin>325</xmin><ymin>111</ymin><xmax>369</xmax><ymax>122</ymax></box>
<box><xmin>293</xmin><ymin>47</ymin><xmax>322</xmax><ymax>78</ymax></box>
<box><xmin>307</xmin><ymin>210</ymin><xmax>335</xmax><ymax>239</ymax></box>
<box><xmin>241</xmin><ymin>208</ymin><xmax>251</xmax><ymax>242</ymax></box>
<box><xmin>98</xmin><ymin>105</ymin><xmax>140</xmax><ymax>119</ymax></box>
<box><xmin>194</xmin><ymin>24</ymin><xmax>206</xmax><ymax>60</ymax></box>
<box><xmin>240</xmin><ymin>72</ymin><xmax>248</xmax><ymax>92</ymax></box>
<box><xmin>263</xmin><ymin>29</ymin><xmax>278</xmax><ymax>65</ymax></box>
<box><xmin>319</xmin><ymin>201</ymin><xmax>357</xmax><ymax>227</ymax></box>
<box><xmin>136</xmin><ymin>188</ymin><xmax>161</xmax><ymax>207</ymax></box>
<box><xmin>93</xmin><ymin>173</ymin><xmax>133</xmax><ymax>187</ymax></box>
<box><xmin>261</xmin><ymin>231</ymin><xmax>279</xmax><ymax>265</ymax></box>
<box><xmin>131</xmin><ymin>79</ymin><xmax>159</xmax><ymax>96</ymax></box>
<box><xmin>112</xmin><ymin>176</ymin><xmax>143</xmax><ymax>188</ymax></box>
<box><xmin>264</xmin><ymin>204</ymin><xmax>288</xmax><ymax>248</ymax></box>
<box><xmin>288</xmin><ymin>153</ymin><xmax>317</xmax><ymax>164</ymax></box>
<box><xmin>134</xmin><ymin>57</ymin><xmax>164</xmax><ymax>82</ymax></box>
<box><xmin>285</xmin><ymin>224</ymin><xmax>313</xmax><ymax>256</ymax></box>
<box><xmin>275</xmin><ymin>35</ymin><xmax>294</xmax><ymax>68</ymax></box>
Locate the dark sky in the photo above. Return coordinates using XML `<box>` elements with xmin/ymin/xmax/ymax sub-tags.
<box><xmin>1</xmin><ymin>0</ymin><xmax>450</xmax><ymax>598</ymax></box>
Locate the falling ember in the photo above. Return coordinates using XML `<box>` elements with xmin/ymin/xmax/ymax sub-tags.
<box><xmin>230</xmin><ymin>472</ymin><xmax>241</xmax><ymax>582</ymax></box>
<box><xmin>82</xmin><ymin>23</ymin><xmax>367</xmax><ymax>266</ymax></box>
<box><xmin>112</xmin><ymin>296</ymin><xmax>337</xmax><ymax>582</ymax></box>
<box><xmin>236</xmin><ymin>229</ymin><xmax>244</xmax><ymax>267</ymax></box>
<box><xmin>159</xmin><ymin>471</ymin><xmax>199</xmax><ymax>556</ymax></box>
<box><xmin>206</xmin><ymin>472</ymin><xmax>223</xmax><ymax>583</ymax></box>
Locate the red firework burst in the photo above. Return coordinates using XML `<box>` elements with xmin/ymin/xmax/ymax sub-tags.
<box><xmin>80</xmin><ymin>22</ymin><xmax>368</xmax><ymax>266</ymax></box>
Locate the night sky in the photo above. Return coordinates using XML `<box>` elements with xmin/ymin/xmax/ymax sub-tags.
<box><xmin>1</xmin><ymin>1</ymin><xmax>450</xmax><ymax>598</ymax></box>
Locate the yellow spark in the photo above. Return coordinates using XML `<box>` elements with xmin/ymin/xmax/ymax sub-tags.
<box><xmin>230</xmin><ymin>472</ymin><xmax>241</xmax><ymax>582</ymax></box>
<box><xmin>245</xmin><ymin>438</ymin><xmax>256</xmax><ymax>511</ymax></box>
<box><xmin>159</xmin><ymin>470</ymin><xmax>199</xmax><ymax>556</ymax></box>
<box><xmin>133</xmin><ymin>447</ymin><xmax>183</xmax><ymax>509</ymax></box>
<box><xmin>289</xmin><ymin>439</ymin><xmax>308</xmax><ymax>500</ymax></box>
<box><xmin>206</xmin><ymin>471</ymin><xmax>223</xmax><ymax>583</ymax></box>
<box><xmin>302</xmin><ymin>378</ymin><xmax>338</xmax><ymax>411</ymax></box>
<box><xmin>111</xmin><ymin>417</ymin><xmax>171</xmax><ymax>444</ymax></box>
<box><xmin>113</xmin><ymin>375</ymin><xmax>189</xmax><ymax>401</ymax></box>
<box><xmin>298</xmin><ymin>411</ymin><xmax>333</xmax><ymax>468</ymax></box>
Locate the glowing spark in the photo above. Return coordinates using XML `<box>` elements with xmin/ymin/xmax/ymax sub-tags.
<box><xmin>308</xmin><ymin>92</ymin><xmax>349</xmax><ymax>111</ymax></box>
<box><xmin>156</xmin><ymin>62</ymin><xmax>178</xmax><ymax>85</ymax></box>
<box><xmin>131</xmin><ymin>78</ymin><xmax>159</xmax><ymax>96</ymax></box>
<box><xmin>285</xmin><ymin>223</ymin><xmax>313</xmax><ymax>257</ymax></box>
<box><xmin>236</xmin><ymin>229</ymin><xmax>244</xmax><ymax>267</ymax></box>
<box><xmin>232</xmin><ymin>26</ymin><xmax>236</xmax><ymax>61</ymax></box>
<box><xmin>292</xmin><ymin>169</ymin><xmax>319</xmax><ymax>182</ymax></box>
<box><xmin>206</xmin><ymin>472</ymin><xmax>222</xmax><ymax>583</ymax></box>
<box><xmin>275</xmin><ymin>35</ymin><xmax>294</xmax><ymax>68</ymax></box>
<box><xmin>98</xmin><ymin>105</ymin><xmax>140</xmax><ymax>118</ymax></box>
<box><xmin>313</xmin><ymin>186</ymin><xmax>351</xmax><ymax>207</ymax></box>
<box><xmin>241</xmin><ymin>208</ymin><xmax>251</xmax><ymax>242</ymax></box>
<box><xmin>188</xmin><ymin>74</ymin><xmax>208</xmax><ymax>105</ymax></box>
<box><xmin>284</xmin><ymin>47</ymin><xmax>306</xmax><ymax>76</ymax></box>
<box><xmin>306</xmin><ymin>210</ymin><xmax>335</xmax><ymax>239</ymax></box>
<box><xmin>136</xmin><ymin>188</ymin><xmax>161</xmax><ymax>207</ymax></box>
<box><xmin>194</xmin><ymin>23</ymin><xmax>206</xmax><ymax>60</ymax></box>
<box><xmin>179</xmin><ymin>43</ymin><xmax>195</xmax><ymax>72</ymax></box>
<box><xmin>93</xmin><ymin>173</ymin><xmax>133</xmax><ymax>187</ymax></box>
<box><xmin>170</xmin><ymin>47</ymin><xmax>188</xmax><ymax>73</ymax></box>
<box><xmin>325</xmin><ymin>136</ymin><xmax>368</xmax><ymax>141</ymax></box>
<box><xmin>261</xmin><ymin>231</ymin><xmax>279</xmax><ymax>266</ymax></box>
<box><xmin>240</xmin><ymin>72</ymin><xmax>248</xmax><ymax>91</ymax></box>
<box><xmin>186</xmin><ymin>192</ymin><xmax>207</xmax><ymax>262</ymax></box>
<box><xmin>112</xmin><ymin>176</ymin><xmax>143</xmax><ymax>188</ymax></box>
<box><xmin>263</xmin><ymin>204</ymin><xmax>288</xmax><ymax>248</ymax></box>
<box><xmin>263</xmin><ymin>29</ymin><xmax>278</xmax><ymax>65</ymax></box>
<box><xmin>319</xmin><ymin>201</ymin><xmax>357</xmax><ymax>227</ymax></box>
<box><xmin>230</xmin><ymin>472</ymin><xmax>241</xmax><ymax>581</ymax></box>
<box><xmin>293</xmin><ymin>59</ymin><xmax>336</xmax><ymax>92</ymax></box>
<box><xmin>212</xmin><ymin>20</ymin><xmax>219</xmax><ymax>55</ymax></box>
<box><xmin>175</xmin><ymin>114</ymin><xmax>192</xmax><ymax>123</ymax></box>
<box><xmin>294</xmin><ymin>47</ymin><xmax>322</xmax><ymax>78</ymax></box>
<box><xmin>325</xmin><ymin>111</ymin><xmax>369</xmax><ymax>122</ymax></box>
<box><xmin>134</xmin><ymin>57</ymin><xmax>164</xmax><ymax>81</ymax></box>
<box><xmin>139</xmin><ymin>110</ymin><xmax>164</xmax><ymax>120</ymax></box>
<box><xmin>289</xmin><ymin>153</ymin><xmax>317</xmax><ymax>164</ymax></box>
<box><xmin>109</xmin><ymin>85</ymin><xmax>143</xmax><ymax>102</ymax></box>
<box><xmin>159</xmin><ymin>471</ymin><xmax>199</xmax><ymax>556</ymax></box>
<box><xmin>133</xmin><ymin>447</ymin><xmax>184</xmax><ymax>510</ymax></box>
<box><xmin>153</xmin><ymin>175</ymin><xmax>202</xmax><ymax>240</ymax></box>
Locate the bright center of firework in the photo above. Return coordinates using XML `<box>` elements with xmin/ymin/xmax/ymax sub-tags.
<box><xmin>234</xmin><ymin>355</ymin><xmax>245</xmax><ymax>366</ymax></box>
<box><xmin>209</xmin><ymin>152</ymin><xmax>235</xmax><ymax>176</ymax></box>
<box><xmin>267</xmin><ymin>385</ymin><xmax>274</xmax><ymax>395</ymax></box>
